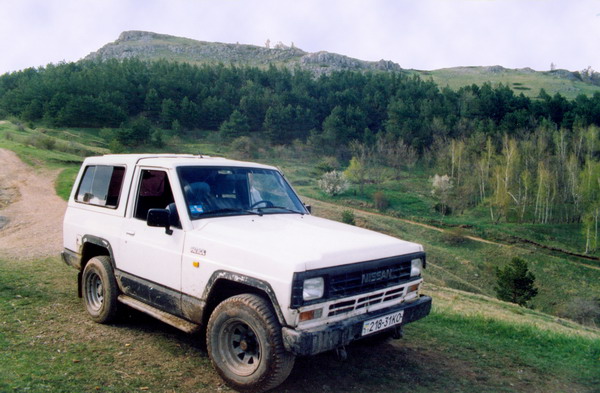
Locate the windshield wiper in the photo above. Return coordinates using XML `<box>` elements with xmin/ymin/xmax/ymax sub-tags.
<box><xmin>257</xmin><ymin>206</ymin><xmax>304</xmax><ymax>215</ymax></box>
<box><xmin>206</xmin><ymin>208</ymin><xmax>263</xmax><ymax>216</ymax></box>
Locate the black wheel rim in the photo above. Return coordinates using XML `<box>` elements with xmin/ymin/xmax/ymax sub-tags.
<box><xmin>219</xmin><ymin>318</ymin><xmax>261</xmax><ymax>376</ymax></box>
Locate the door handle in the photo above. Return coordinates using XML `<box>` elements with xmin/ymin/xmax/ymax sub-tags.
<box><xmin>126</xmin><ymin>231</ymin><xmax>135</xmax><ymax>236</ymax></box>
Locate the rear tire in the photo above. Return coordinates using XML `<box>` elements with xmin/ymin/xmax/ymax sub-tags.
<box><xmin>82</xmin><ymin>255</ymin><xmax>118</xmax><ymax>323</ymax></box>
<box><xmin>207</xmin><ymin>294</ymin><xmax>295</xmax><ymax>393</ymax></box>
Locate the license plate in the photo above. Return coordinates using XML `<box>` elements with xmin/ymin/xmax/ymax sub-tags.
<box><xmin>361</xmin><ymin>310</ymin><xmax>404</xmax><ymax>336</ymax></box>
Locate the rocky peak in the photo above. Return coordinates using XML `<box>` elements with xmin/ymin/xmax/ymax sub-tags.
<box><xmin>84</xmin><ymin>31</ymin><xmax>403</xmax><ymax>75</ymax></box>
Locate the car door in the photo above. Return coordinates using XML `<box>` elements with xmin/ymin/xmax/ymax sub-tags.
<box><xmin>118</xmin><ymin>167</ymin><xmax>185</xmax><ymax>313</ymax></box>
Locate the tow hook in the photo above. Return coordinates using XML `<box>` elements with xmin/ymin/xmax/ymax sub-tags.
<box><xmin>393</xmin><ymin>325</ymin><xmax>404</xmax><ymax>340</ymax></box>
<box><xmin>334</xmin><ymin>345</ymin><xmax>348</xmax><ymax>361</ymax></box>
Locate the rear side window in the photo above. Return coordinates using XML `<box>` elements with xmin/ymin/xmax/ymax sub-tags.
<box><xmin>76</xmin><ymin>165</ymin><xmax>125</xmax><ymax>208</ymax></box>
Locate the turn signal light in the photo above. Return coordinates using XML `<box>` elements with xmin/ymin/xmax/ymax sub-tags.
<box><xmin>299</xmin><ymin>308</ymin><xmax>323</xmax><ymax>322</ymax></box>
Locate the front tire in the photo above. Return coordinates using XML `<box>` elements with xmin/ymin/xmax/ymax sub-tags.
<box><xmin>207</xmin><ymin>294</ymin><xmax>295</xmax><ymax>393</ymax></box>
<box><xmin>82</xmin><ymin>255</ymin><xmax>118</xmax><ymax>323</ymax></box>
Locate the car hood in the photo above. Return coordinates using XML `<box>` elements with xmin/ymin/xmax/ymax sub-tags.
<box><xmin>189</xmin><ymin>214</ymin><xmax>422</xmax><ymax>272</ymax></box>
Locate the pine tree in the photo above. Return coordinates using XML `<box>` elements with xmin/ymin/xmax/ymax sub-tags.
<box><xmin>495</xmin><ymin>257</ymin><xmax>538</xmax><ymax>306</ymax></box>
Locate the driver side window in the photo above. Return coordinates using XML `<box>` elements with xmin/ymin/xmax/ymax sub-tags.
<box><xmin>134</xmin><ymin>170</ymin><xmax>179</xmax><ymax>227</ymax></box>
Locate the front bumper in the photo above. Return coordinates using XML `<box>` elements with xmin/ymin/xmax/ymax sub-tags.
<box><xmin>282</xmin><ymin>295</ymin><xmax>432</xmax><ymax>356</ymax></box>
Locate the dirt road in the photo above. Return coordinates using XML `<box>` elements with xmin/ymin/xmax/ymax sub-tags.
<box><xmin>0</xmin><ymin>148</ymin><xmax>66</xmax><ymax>260</ymax></box>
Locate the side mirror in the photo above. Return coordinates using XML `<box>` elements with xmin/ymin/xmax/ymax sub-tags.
<box><xmin>147</xmin><ymin>208</ymin><xmax>173</xmax><ymax>235</ymax></box>
<box><xmin>304</xmin><ymin>204</ymin><xmax>312</xmax><ymax>214</ymax></box>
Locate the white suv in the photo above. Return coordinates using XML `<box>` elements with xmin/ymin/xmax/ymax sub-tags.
<box><xmin>62</xmin><ymin>154</ymin><xmax>431</xmax><ymax>392</ymax></box>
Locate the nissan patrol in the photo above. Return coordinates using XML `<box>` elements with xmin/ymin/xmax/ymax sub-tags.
<box><xmin>62</xmin><ymin>154</ymin><xmax>431</xmax><ymax>392</ymax></box>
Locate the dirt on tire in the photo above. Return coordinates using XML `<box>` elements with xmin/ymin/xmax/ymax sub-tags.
<box><xmin>0</xmin><ymin>148</ymin><xmax>66</xmax><ymax>260</ymax></box>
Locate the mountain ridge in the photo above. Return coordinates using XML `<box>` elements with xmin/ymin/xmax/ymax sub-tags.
<box><xmin>84</xmin><ymin>31</ymin><xmax>600</xmax><ymax>99</ymax></box>
<box><xmin>85</xmin><ymin>30</ymin><xmax>403</xmax><ymax>76</ymax></box>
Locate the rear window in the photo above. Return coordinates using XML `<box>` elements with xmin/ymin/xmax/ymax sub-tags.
<box><xmin>76</xmin><ymin>165</ymin><xmax>125</xmax><ymax>208</ymax></box>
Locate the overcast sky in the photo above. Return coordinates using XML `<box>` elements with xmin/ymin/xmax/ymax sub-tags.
<box><xmin>1</xmin><ymin>0</ymin><xmax>598</xmax><ymax>75</ymax></box>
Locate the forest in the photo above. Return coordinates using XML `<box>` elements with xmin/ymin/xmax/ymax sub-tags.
<box><xmin>2</xmin><ymin>59</ymin><xmax>600</xmax><ymax>250</ymax></box>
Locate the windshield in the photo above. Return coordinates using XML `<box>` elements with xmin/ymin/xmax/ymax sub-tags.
<box><xmin>177</xmin><ymin>166</ymin><xmax>307</xmax><ymax>219</ymax></box>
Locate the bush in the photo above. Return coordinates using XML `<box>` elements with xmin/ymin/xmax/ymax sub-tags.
<box><xmin>116</xmin><ymin>116</ymin><xmax>153</xmax><ymax>147</ymax></box>
<box><xmin>560</xmin><ymin>297</ymin><xmax>600</xmax><ymax>327</ymax></box>
<box><xmin>229</xmin><ymin>136</ymin><xmax>257</xmax><ymax>159</ymax></box>
<box><xmin>26</xmin><ymin>134</ymin><xmax>56</xmax><ymax>150</ymax></box>
<box><xmin>373</xmin><ymin>191</ymin><xmax>389</xmax><ymax>210</ymax></box>
<box><xmin>341</xmin><ymin>210</ymin><xmax>356</xmax><ymax>225</ymax></box>
<box><xmin>441</xmin><ymin>227</ymin><xmax>467</xmax><ymax>245</ymax></box>
<box><xmin>434</xmin><ymin>202</ymin><xmax>453</xmax><ymax>215</ymax></box>
<box><xmin>109</xmin><ymin>138</ymin><xmax>126</xmax><ymax>153</ymax></box>
<box><xmin>318</xmin><ymin>170</ymin><xmax>349</xmax><ymax>196</ymax></box>
<box><xmin>314</xmin><ymin>157</ymin><xmax>339</xmax><ymax>174</ymax></box>
<box><xmin>151</xmin><ymin>129</ymin><xmax>165</xmax><ymax>148</ymax></box>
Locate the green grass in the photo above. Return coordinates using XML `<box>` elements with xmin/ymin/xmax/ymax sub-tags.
<box><xmin>55</xmin><ymin>166</ymin><xmax>80</xmax><ymax>201</ymax></box>
<box><xmin>412</xmin><ymin>67</ymin><xmax>600</xmax><ymax>100</ymax></box>
<box><xmin>0</xmin><ymin>256</ymin><xmax>597</xmax><ymax>393</ymax></box>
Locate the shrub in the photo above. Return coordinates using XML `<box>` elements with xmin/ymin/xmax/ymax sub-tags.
<box><xmin>26</xmin><ymin>134</ymin><xmax>56</xmax><ymax>150</ymax></box>
<box><xmin>441</xmin><ymin>227</ymin><xmax>467</xmax><ymax>245</ymax></box>
<box><xmin>560</xmin><ymin>297</ymin><xmax>600</xmax><ymax>327</ymax></box>
<box><xmin>151</xmin><ymin>129</ymin><xmax>165</xmax><ymax>148</ymax></box>
<box><xmin>109</xmin><ymin>138</ymin><xmax>126</xmax><ymax>153</ymax></box>
<box><xmin>314</xmin><ymin>157</ymin><xmax>339</xmax><ymax>174</ymax></box>
<box><xmin>318</xmin><ymin>170</ymin><xmax>349</xmax><ymax>196</ymax></box>
<box><xmin>373</xmin><ymin>191</ymin><xmax>389</xmax><ymax>210</ymax></box>
<box><xmin>229</xmin><ymin>136</ymin><xmax>257</xmax><ymax>159</ymax></box>
<box><xmin>341</xmin><ymin>210</ymin><xmax>356</xmax><ymax>226</ymax></box>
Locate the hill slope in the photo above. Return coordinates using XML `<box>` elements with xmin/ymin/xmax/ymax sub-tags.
<box><xmin>84</xmin><ymin>30</ymin><xmax>402</xmax><ymax>76</ymax></box>
<box><xmin>84</xmin><ymin>30</ymin><xmax>600</xmax><ymax>99</ymax></box>
<box><xmin>0</xmin><ymin>121</ymin><xmax>598</xmax><ymax>392</ymax></box>
<box><xmin>420</xmin><ymin>65</ymin><xmax>600</xmax><ymax>100</ymax></box>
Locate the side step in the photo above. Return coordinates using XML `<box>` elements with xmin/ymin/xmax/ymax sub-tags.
<box><xmin>118</xmin><ymin>295</ymin><xmax>201</xmax><ymax>334</ymax></box>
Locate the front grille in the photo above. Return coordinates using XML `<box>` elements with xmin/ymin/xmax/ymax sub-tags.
<box><xmin>291</xmin><ymin>252</ymin><xmax>425</xmax><ymax>308</ymax></box>
<box><xmin>328</xmin><ymin>285</ymin><xmax>406</xmax><ymax>316</ymax></box>
<box><xmin>328</xmin><ymin>260</ymin><xmax>411</xmax><ymax>298</ymax></box>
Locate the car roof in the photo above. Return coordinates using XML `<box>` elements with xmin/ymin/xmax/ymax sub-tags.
<box><xmin>81</xmin><ymin>154</ymin><xmax>277</xmax><ymax>171</ymax></box>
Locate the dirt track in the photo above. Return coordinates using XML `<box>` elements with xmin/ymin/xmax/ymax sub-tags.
<box><xmin>0</xmin><ymin>148</ymin><xmax>66</xmax><ymax>260</ymax></box>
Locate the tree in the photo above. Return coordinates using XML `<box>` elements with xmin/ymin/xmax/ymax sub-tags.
<box><xmin>431</xmin><ymin>174</ymin><xmax>453</xmax><ymax>216</ymax></box>
<box><xmin>495</xmin><ymin>257</ymin><xmax>538</xmax><ymax>306</ymax></box>
<box><xmin>144</xmin><ymin>88</ymin><xmax>161</xmax><ymax>121</ymax></box>
<box><xmin>160</xmin><ymin>98</ymin><xmax>178</xmax><ymax>128</ymax></box>
<box><xmin>116</xmin><ymin>116</ymin><xmax>152</xmax><ymax>147</ymax></box>
<box><xmin>344</xmin><ymin>157</ymin><xmax>367</xmax><ymax>194</ymax></box>
<box><xmin>219</xmin><ymin>110</ymin><xmax>250</xmax><ymax>141</ymax></box>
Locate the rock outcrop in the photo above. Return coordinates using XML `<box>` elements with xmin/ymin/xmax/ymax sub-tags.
<box><xmin>84</xmin><ymin>31</ymin><xmax>403</xmax><ymax>75</ymax></box>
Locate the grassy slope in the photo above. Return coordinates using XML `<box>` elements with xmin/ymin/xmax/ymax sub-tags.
<box><xmin>412</xmin><ymin>67</ymin><xmax>600</xmax><ymax>100</ymax></box>
<box><xmin>1</xmin><ymin>120</ymin><xmax>598</xmax><ymax>392</ymax></box>
<box><xmin>1</xmin><ymin>256</ymin><xmax>598</xmax><ymax>393</ymax></box>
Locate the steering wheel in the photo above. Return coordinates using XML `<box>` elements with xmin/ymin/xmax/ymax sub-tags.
<box><xmin>250</xmin><ymin>200</ymin><xmax>274</xmax><ymax>209</ymax></box>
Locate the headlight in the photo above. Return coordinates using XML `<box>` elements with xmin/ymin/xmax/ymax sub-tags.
<box><xmin>303</xmin><ymin>277</ymin><xmax>324</xmax><ymax>301</ymax></box>
<box><xmin>411</xmin><ymin>258</ymin><xmax>423</xmax><ymax>277</ymax></box>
